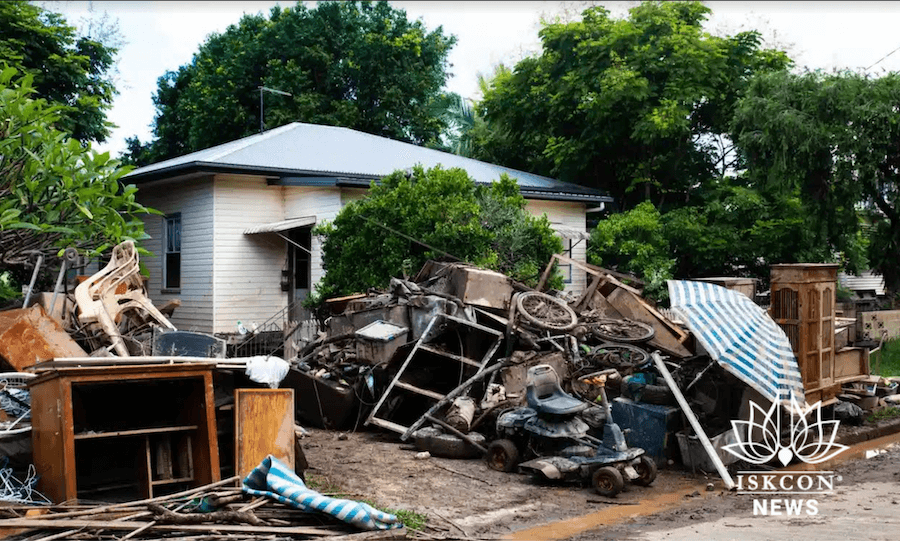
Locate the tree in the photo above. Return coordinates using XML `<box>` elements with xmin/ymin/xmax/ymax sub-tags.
<box><xmin>0</xmin><ymin>68</ymin><xmax>155</xmax><ymax>298</ymax></box>
<box><xmin>733</xmin><ymin>70</ymin><xmax>897</xmax><ymax>291</ymax></box>
<box><xmin>0</xmin><ymin>0</ymin><xmax>118</xmax><ymax>143</ymax></box>
<box><xmin>310</xmin><ymin>166</ymin><xmax>563</xmax><ymax>303</ymax></box>
<box><xmin>473</xmin><ymin>1</ymin><xmax>790</xmax><ymax>211</ymax></box>
<box><xmin>587</xmin><ymin>180</ymin><xmax>851</xmax><ymax>302</ymax></box>
<box><xmin>126</xmin><ymin>1</ymin><xmax>456</xmax><ymax>165</ymax></box>
<box><xmin>588</xmin><ymin>201</ymin><xmax>674</xmax><ymax>301</ymax></box>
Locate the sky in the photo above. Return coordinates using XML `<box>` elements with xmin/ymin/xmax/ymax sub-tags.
<box><xmin>38</xmin><ymin>1</ymin><xmax>900</xmax><ymax>158</ymax></box>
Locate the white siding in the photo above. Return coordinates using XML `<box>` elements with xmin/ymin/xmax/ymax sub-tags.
<box><xmin>526</xmin><ymin>199</ymin><xmax>588</xmax><ymax>296</ymax></box>
<box><xmin>137</xmin><ymin>178</ymin><xmax>215</xmax><ymax>332</ymax></box>
<box><xmin>212</xmin><ymin>175</ymin><xmax>287</xmax><ymax>334</ymax></box>
<box><xmin>285</xmin><ymin>187</ymin><xmax>346</xmax><ymax>289</ymax></box>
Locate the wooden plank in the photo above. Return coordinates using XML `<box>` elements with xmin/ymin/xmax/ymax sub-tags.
<box><xmin>606</xmin><ymin>288</ymin><xmax>692</xmax><ymax>358</ymax></box>
<box><xmin>366</xmin><ymin>417</ymin><xmax>409</xmax><ymax>435</ymax></box>
<box><xmin>30</xmin><ymin>377</ymin><xmax>69</xmax><ymax>503</ymax></box>
<box><xmin>536</xmin><ymin>254</ymin><xmax>561</xmax><ymax>292</ymax></box>
<box><xmin>0</xmin><ymin>518</ymin><xmax>338</xmax><ymax>536</ymax></box>
<box><xmin>235</xmin><ymin>389</ymin><xmax>295</xmax><ymax>479</ymax></box>
<box><xmin>74</xmin><ymin>425</ymin><xmax>198</xmax><ymax>440</ymax></box>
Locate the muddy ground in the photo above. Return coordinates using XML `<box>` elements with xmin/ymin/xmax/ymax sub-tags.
<box><xmin>301</xmin><ymin>417</ymin><xmax>900</xmax><ymax>540</ymax></box>
<box><xmin>301</xmin><ymin>427</ymin><xmax>716</xmax><ymax>539</ymax></box>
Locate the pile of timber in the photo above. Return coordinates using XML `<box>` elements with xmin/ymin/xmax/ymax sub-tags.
<box><xmin>0</xmin><ymin>477</ymin><xmax>407</xmax><ymax>541</ymax></box>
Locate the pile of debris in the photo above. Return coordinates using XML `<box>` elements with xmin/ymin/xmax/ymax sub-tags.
<box><xmin>0</xmin><ymin>239</ymin><xmax>895</xmax><ymax>535</ymax></box>
<box><xmin>290</xmin><ymin>259</ymin><xmax>745</xmax><ymax>483</ymax></box>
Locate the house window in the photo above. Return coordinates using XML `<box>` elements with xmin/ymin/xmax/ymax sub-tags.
<box><xmin>164</xmin><ymin>214</ymin><xmax>181</xmax><ymax>290</ymax></box>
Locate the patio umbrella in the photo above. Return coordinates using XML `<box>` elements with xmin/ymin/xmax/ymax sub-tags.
<box><xmin>667</xmin><ymin>280</ymin><xmax>805</xmax><ymax>405</ymax></box>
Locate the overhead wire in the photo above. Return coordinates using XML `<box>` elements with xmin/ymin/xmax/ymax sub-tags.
<box><xmin>866</xmin><ymin>43</ymin><xmax>900</xmax><ymax>71</ymax></box>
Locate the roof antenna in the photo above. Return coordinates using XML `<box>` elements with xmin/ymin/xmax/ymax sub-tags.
<box><xmin>258</xmin><ymin>86</ymin><xmax>293</xmax><ymax>133</ymax></box>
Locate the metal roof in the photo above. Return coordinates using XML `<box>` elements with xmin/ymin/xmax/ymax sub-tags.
<box><xmin>126</xmin><ymin>122</ymin><xmax>612</xmax><ymax>204</ymax></box>
<box><xmin>243</xmin><ymin>215</ymin><xmax>316</xmax><ymax>235</ymax></box>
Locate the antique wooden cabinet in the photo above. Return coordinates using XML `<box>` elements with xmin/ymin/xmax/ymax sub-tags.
<box><xmin>770</xmin><ymin>264</ymin><xmax>840</xmax><ymax>404</ymax></box>
<box><xmin>29</xmin><ymin>363</ymin><xmax>220</xmax><ymax>502</ymax></box>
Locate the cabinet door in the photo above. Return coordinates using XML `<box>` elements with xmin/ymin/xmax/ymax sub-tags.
<box><xmin>234</xmin><ymin>389</ymin><xmax>295</xmax><ymax>478</ymax></box>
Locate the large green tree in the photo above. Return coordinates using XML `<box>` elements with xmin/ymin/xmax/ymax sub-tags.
<box><xmin>733</xmin><ymin>70</ymin><xmax>898</xmax><ymax>292</ymax></box>
<box><xmin>311</xmin><ymin>166</ymin><xmax>563</xmax><ymax>303</ymax></box>
<box><xmin>474</xmin><ymin>1</ymin><xmax>790</xmax><ymax>211</ymax></box>
<box><xmin>587</xmin><ymin>181</ymin><xmax>848</xmax><ymax>303</ymax></box>
<box><xmin>0</xmin><ymin>0</ymin><xmax>118</xmax><ymax>143</ymax></box>
<box><xmin>0</xmin><ymin>68</ymin><xmax>155</xmax><ymax>297</ymax></box>
<box><xmin>126</xmin><ymin>1</ymin><xmax>456</xmax><ymax>165</ymax></box>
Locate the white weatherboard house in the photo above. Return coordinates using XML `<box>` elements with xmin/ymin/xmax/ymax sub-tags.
<box><xmin>126</xmin><ymin>122</ymin><xmax>612</xmax><ymax>335</ymax></box>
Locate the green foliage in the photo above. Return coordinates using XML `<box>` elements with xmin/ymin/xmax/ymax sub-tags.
<box><xmin>873</xmin><ymin>339</ymin><xmax>900</xmax><ymax>378</ymax></box>
<box><xmin>310</xmin><ymin>166</ymin><xmax>562</xmax><ymax>304</ymax></box>
<box><xmin>587</xmin><ymin>177</ymin><xmax>858</xmax><ymax>301</ymax></box>
<box><xmin>588</xmin><ymin>202</ymin><xmax>674</xmax><ymax>301</ymax></box>
<box><xmin>866</xmin><ymin>406</ymin><xmax>900</xmax><ymax>424</ymax></box>
<box><xmin>0</xmin><ymin>1</ymin><xmax>118</xmax><ymax>143</ymax></box>
<box><xmin>126</xmin><ymin>1</ymin><xmax>456</xmax><ymax>165</ymax></box>
<box><xmin>473</xmin><ymin>1</ymin><xmax>791</xmax><ymax>210</ymax></box>
<box><xmin>0</xmin><ymin>68</ymin><xmax>157</xmax><ymax>297</ymax></box>
<box><xmin>733</xmin><ymin>70</ymin><xmax>900</xmax><ymax>289</ymax></box>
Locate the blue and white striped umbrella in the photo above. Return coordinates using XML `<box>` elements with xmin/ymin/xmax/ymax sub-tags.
<box><xmin>667</xmin><ymin>280</ymin><xmax>805</xmax><ymax>405</ymax></box>
<box><xmin>243</xmin><ymin>455</ymin><xmax>403</xmax><ymax>531</ymax></box>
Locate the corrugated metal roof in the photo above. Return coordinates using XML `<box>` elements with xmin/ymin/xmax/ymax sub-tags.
<box><xmin>243</xmin><ymin>215</ymin><xmax>316</xmax><ymax>235</ymax></box>
<box><xmin>551</xmin><ymin>225</ymin><xmax>591</xmax><ymax>241</ymax></box>
<box><xmin>126</xmin><ymin>122</ymin><xmax>612</xmax><ymax>203</ymax></box>
<box><xmin>839</xmin><ymin>271</ymin><xmax>886</xmax><ymax>295</ymax></box>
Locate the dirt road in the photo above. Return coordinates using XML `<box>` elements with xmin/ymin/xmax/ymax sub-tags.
<box><xmin>302</xmin><ymin>427</ymin><xmax>900</xmax><ymax>540</ymax></box>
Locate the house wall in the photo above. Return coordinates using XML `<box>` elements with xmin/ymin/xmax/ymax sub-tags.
<box><xmin>285</xmin><ymin>186</ymin><xmax>345</xmax><ymax>290</ymax></box>
<box><xmin>137</xmin><ymin>175</ymin><xmax>591</xmax><ymax>334</ymax></box>
<box><xmin>137</xmin><ymin>177</ymin><xmax>215</xmax><ymax>332</ymax></box>
<box><xmin>525</xmin><ymin>199</ymin><xmax>588</xmax><ymax>296</ymax></box>
<box><xmin>212</xmin><ymin>175</ymin><xmax>287</xmax><ymax>334</ymax></box>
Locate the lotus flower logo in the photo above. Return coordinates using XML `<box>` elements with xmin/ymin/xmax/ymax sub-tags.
<box><xmin>723</xmin><ymin>393</ymin><xmax>847</xmax><ymax>466</ymax></box>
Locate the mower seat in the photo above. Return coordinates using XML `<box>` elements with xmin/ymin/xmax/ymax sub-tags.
<box><xmin>526</xmin><ymin>364</ymin><xmax>588</xmax><ymax>416</ymax></box>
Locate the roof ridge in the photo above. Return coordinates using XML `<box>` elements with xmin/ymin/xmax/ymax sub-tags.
<box><xmin>206</xmin><ymin>122</ymin><xmax>300</xmax><ymax>162</ymax></box>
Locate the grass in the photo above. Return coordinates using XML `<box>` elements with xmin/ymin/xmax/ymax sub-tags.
<box><xmin>871</xmin><ymin>338</ymin><xmax>900</xmax><ymax>377</ymax></box>
<box><xmin>866</xmin><ymin>406</ymin><xmax>900</xmax><ymax>424</ymax></box>
<box><xmin>304</xmin><ymin>473</ymin><xmax>428</xmax><ymax>531</ymax></box>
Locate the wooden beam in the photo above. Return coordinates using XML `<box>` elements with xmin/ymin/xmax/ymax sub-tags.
<box><xmin>0</xmin><ymin>518</ymin><xmax>338</xmax><ymax>536</ymax></box>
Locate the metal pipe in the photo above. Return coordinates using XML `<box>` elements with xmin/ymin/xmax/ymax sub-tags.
<box><xmin>22</xmin><ymin>255</ymin><xmax>43</xmax><ymax>308</ymax></box>
<box><xmin>653</xmin><ymin>351</ymin><xmax>735</xmax><ymax>489</ymax></box>
<box><xmin>49</xmin><ymin>260</ymin><xmax>68</xmax><ymax>316</ymax></box>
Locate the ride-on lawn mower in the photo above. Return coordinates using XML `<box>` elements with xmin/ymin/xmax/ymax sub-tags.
<box><xmin>485</xmin><ymin>364</ymin><xmax>657</xmax><ymax>497</ymax></box>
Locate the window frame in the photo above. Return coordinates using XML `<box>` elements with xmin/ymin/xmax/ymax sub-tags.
<box><xmin>162</xmin><ymin>213</ymin><xmax>182</xmax><ymax>292</ymax></box>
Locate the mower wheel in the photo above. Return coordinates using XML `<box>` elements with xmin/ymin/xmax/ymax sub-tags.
<box><xmin>486</xmin><ymin>439</ymin><xmax>520</xmax><ymax>472</ymax></box>
<box><xmin>632</xmin><ymin>455</ymin><xmax>658</xmax><ymax>486</ymax></box>
<box><xmin>592</xmin><ymin>466</ymin><xmax>624</xmax><ymax>497</ymax></box>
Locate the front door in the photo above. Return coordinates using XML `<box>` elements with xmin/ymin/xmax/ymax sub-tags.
<box><xmin>288</xmin><ymin>226</ymin><xmax>313</xmax><ymax>322</ymax></box>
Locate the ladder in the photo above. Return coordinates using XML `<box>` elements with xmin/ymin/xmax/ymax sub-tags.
<box><xmin>365</xmin><ymin>313</ymin><xmax>503</xmax><ymax>436</ymax></box>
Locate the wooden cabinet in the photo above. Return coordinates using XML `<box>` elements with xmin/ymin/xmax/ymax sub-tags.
<box><xmin>30</xmin><ymin>364</ymin><xmax>220</xmax><ymax>503</ymax></box>
<box><xmin>770</xmin><ymin>264</ymin><xmax>839</xmax><ymax>404</ymax></box>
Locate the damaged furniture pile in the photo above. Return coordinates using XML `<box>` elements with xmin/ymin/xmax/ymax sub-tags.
<box><xmin>0</xmin><ymin>242</ymin><xmax>407</xmax><ymax>540</ymax></box>
<box><xmin>293</xmin><ymin>258</ymin><xmax>889</xmax><ymax>491</ymax></box>
<box><xmin>0</xmin><ymin>239</ymin><xmax>892</xmax><ymax>536</ymax></box>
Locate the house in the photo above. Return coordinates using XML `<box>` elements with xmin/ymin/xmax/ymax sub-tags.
<box><xmin>125</xmin><ymin>122</ymin><xmax>612</xmax><ymax>336</ymax></box>
<box><xmin>838</xmin><ymin>270</ymin><xmax>886</xmax><ymax>299</ymax></box>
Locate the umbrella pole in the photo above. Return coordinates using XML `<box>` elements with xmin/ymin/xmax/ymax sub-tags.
<box><xmin>653</xmin><ymin>352</ymin><xmax>735</xmax><ymax>490</ymax></box>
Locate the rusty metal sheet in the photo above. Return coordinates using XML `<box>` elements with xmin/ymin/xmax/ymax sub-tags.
<box><xmin>0</xmin><ymin>305</ymin><xmax>87</xmax><ymax>371</ymax></box>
